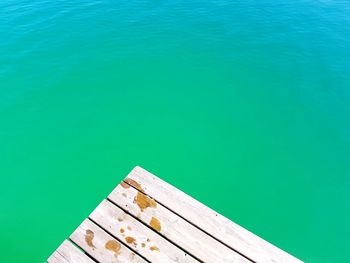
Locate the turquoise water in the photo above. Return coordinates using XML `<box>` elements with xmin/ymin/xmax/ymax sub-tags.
<box><xmin>1</xmin><ymin>1</ymin><xmax>350</xmax><ymax>262</ymax></box>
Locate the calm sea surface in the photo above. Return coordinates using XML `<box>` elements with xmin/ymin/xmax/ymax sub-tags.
<box><xmin>1</xmin><ymin>1</ymin><xmax>349</xmax><ymax>262</ymax></box>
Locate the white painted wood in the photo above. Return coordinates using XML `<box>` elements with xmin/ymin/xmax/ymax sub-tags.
<box><xmin>109</xmin><ymin>184</ymin><xmax>251</xmax><ymax>263</ymax></box>
<box><xmin>47</xmin><ymin>240</ymin><xmax>94</xmax><ymax>263</ymax></box>
<box><xmin>126</xmin><ymin>166</ymin><xmax>303</xmax><ymax>263</ymax></box>
<box><xmin>70</xmin><ymin>219</ymin><xmax>146</xmax><ymax>263</ymax></box>
<box><xmin>89</xmin><ymin>199</ymin><xmax>199</xmax><ymax>263</ymax></box>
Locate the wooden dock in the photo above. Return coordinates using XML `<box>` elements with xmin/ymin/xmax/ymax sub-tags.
<box><xmin>48</xmin><ymin>166</ymin><xmax>302</xmax><ymax>263</ymax></box>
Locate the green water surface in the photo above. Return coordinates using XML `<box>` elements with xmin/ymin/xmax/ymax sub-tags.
<box><xmin>1</xmin><ymin>1</ymin><xmax>350</xmax><ymax>262</ymax></box>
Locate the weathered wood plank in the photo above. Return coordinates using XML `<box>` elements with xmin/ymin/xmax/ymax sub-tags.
<box><xmin>47</xmin><ymin>240</ymin><xmax>94</xmax><ymax>263</ymax></box>
<box><xmin>89</xmin><ymin>199</ymin><xmax>199</xmax><ymax>263</ymax></box>
<box><xmin>126</xmin><ymin>166</ymin><xmax>303</xmax><ymax>263</ymax></box>
<box><xmin>109</xmin><ymin>183</ymin><xmax>252</xmax><ymax>263</ymax></box>
<box><xmin>70</xmin><ymin>218</ymin><xmax>146</xmax><ymax>263</ymax></box>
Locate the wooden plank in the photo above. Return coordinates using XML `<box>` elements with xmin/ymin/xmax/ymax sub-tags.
<box><xmin>109</xmin><ymin>183</ymin><xmax>252</xmax><ymax>263</ymax></box>
<box><xmin>125</xmin><ymin>166</ymin><xmax>303</xmax><ymax>263</ymax></box>
<box><xmin>89</xmin><ymin>199</ymin><xmax>199</xmax><ymax>263</ymax></box>
<box><xmin>70</xmin><ymin>218</ymin><xmax>146</xmax><ymax>263</ymax></box>
<box><xmin>47</xmin><ymin>240</ymin><xmax>94</xmax><ymax>263</ymax></box>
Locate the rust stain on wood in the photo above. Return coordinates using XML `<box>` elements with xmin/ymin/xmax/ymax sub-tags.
<box><xmin>150</xmin><ymin>246</ymin><xmax>160</xmax><ymax>252</ymax></box>
<box><xmin>124</xmin><ymin>178</ymin><xmax>144</xmax><ymax>191</ymax></box>
<box><xmin>120</xmin><ymin>181</ymin><xmax>130</xmax><ymax>189</ymax></box>
<box><xmin>85</xmin><ymin>230</ymin><xmax>95</xmax><ymax>248</ymax></box>
<box><xmin>125</xmin><ymin>236</ymin><xmax>137</xmax><ymax>246</ymax></box>
<box><xmin>105</xmin><ymin>240</ymin><xmax>121</xmax><ymax>255</ymax></box>
<box><xmin>134</xmin><ymin>191</ymin><xmax>157</xmax><ymax>212</ymax></box>
<box><xmin>149</xmin><ymin>217</ymin><xmax>161</xmax><ymax>232</ymax></box>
